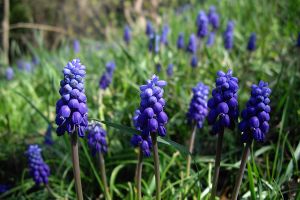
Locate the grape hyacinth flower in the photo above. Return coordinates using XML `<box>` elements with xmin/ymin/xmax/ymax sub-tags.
<box><xmin>73</xmin><ymin>39</ymin><xmax>80</xmax><ymax>54</ymax></box>
<box><xmin>55</xmin><ymin>58</ymin><xmax>87</xmax><ymax>200</ymax></box>
<box><xmin>177</xmin><ymin>33</ymin><xmax>185</xmax><ymax>49</ymax></box>
<box><xmin>26</xmin><ymin>145</ymin><xmax>50</xmax><ymax>185</ymax></box>
<box><xmin>190</xmin><ymin>55</ymin><xmax>198</xmax><ymax>68</ymax></box>
<box><xmin>247</xmin><ymin>33</ymin><xmax>257</xmax><ymax>52</ymax></box>
<box><xmin>156</xmin><ymin>63</ymin><xmax>162</xmax><ymax>73</ymax></box>
<box><xmin>87</xmin><ymin>121</ymin><xmax>110</xmax><ymax>199</ymax></box>
<box><xmin>208</xmin><ymin>70</ymin><xmax>239</xmax><ymax>200</ymax></box>
<box><xmin>223</xmin><ymin>21</ymin><xmax>234</xmax><ymax>50</ymax></box>
<box><xmin>5</xmin><ymin>67</ymin><xmax>14</xmax><ymax>80</ymax></box>
<box><xmin>196</xmin><ymin>11</ymin><xmax>208</xmax><ymax>38</ymax></box>
<box><xmin>87</xmin><ymin>122</ymin><xmax>108</xmax><ymax>155</ymax></box>
<box><xmin>160</xmin><ymin>24</ymin><xmax>169</xmax><ymax>45</ymax></box>
<box><xmin>206</xmin><ymin>32</ymin><xmax>215</xmax><ymax>47</ymax></box>
<box><xmin>136</xmin><ymin>75</ymin><xmax>168</xmax><ymax>199</ymax></box>
<box><xmin>146</xmin><ymin>21</ymin><xmax>153</xmax><ymax>37</ymax></box>
<box><xmin>297</xmin><ymin>32</ymin><xmax>300</xmax><ymax>47</ymax></box>
<box><xmin>186</xmin><ymin>34</ymin><xmax>197</xmax><ymax>54</ymax></box>
<box><xmin>232</xmin><ymin>81</ymin><xmax>271</xmax><ymax>200</ymax></box>
<box><xmin>0</xmin><ymin>184</ymin><xmax>10</xmax><ymax>194</ymax></box>
<box><xmin>208</xmin><ymin>6</ymin><xmax>220</xmax><ymax>30</ymax></box>
<box><xmin>44</xmin><ymin>125</ymin><xmax>54</xmax><ymax>145</ymax></box>
<box><xmin>99</xmin><ymin>61</ymin><xmax>116</xmax><ymax>90</ymax></box>
<box><xmin>17</xmin><ymin>60</ymin><xmax>32</xmax><ymax>72</ymax></box>
<box><xmin>166</xmin><ymin>64</ymin><xmax>174</xmax><ymax>77</ymax></box>
<box><xmin>148</xmin><ymin>34</ymin><xmax>160</xmax><ymax>54</ymax></box>
<box><xmin>32</xmin><ymin>55</ymin><xmax>40</xmax><ymax>65</ymax></box>
<box><xmin>186</xmin><ymin>82</ymin><xmax>209</xmax><ymax>176</ymax></box>
<box><xmin>124</xmin><ymin>25</ymin><xmax>131</xmax><ymax>45</ymax></box>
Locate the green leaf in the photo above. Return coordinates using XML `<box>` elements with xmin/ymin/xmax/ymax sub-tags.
<box><xmin>92</xmin><ymin>119</ymin><xmax>140</xmax><ymax>135</ymax></box>
<box><xmin>157</xmin><ymin>137</ymin><xmax>191</xmax><ymax>156</ymax></box>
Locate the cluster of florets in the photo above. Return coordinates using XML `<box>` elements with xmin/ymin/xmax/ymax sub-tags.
<box><xmin>148</xmin><ymin>34</ymin><xmax>160</xmax><ymax>54</ymax></box>
<box><xmin>196</xmin><ymin>11</ymin><xmax>208</xmax><ymax>38</ymax></box>
<box><xmin>5</xmin><ymin>67</ymin><xmax>14</xmax><ymax>80</ymax></box>
<box><xmin>26</xmin><ymin>145</ymin><xmax>50</xmax><ymax>185</ymax></box>
<box><xmin>87</xmin><ymin>122</ymin><xmax>108</xmax><ymax>155</ymax></box>
<box><xmin>160</xmin><ymin>24</ymin><xmax>169</xmax><ymax>45</ymax></box>
<box><xmin>206</xmin><ymin>32</ymin><xmax>215</xmax><ymax>47</ymax></box>
<box><xmin>44</xmin><ymin>125</ymin><xmax>54</xmax><ymax>145</ymax></box>
<box><xmin>224</xmin><ymin>21</ymin><xmax>234</xmax><ymax>50</ymax></box>
<box><xmin>187</xmin><ymin>82</ymin><xmax>210</xmax><ymax>128</ymax></box>
<box><xmin>207</xmin><ymin>70</ymin><xmax>239</xmax><ymax>134</ymax></box>
<box><xmin>73</xmin><ymin>39</ymin><xmax>80</xmax><ymax>54</ymax></box>
<box><xmin>166</xmin><ymin>64</ymin><xmax>174</xmax><ymax>77</ymax></box>
<box><xmin>99</xmin><ymin>61</ymin><xmax>116</xmax><ymax>90</ymax></box>
<box><xmin>17</xmin><ymin>60</ymin><xmax>32</xmax><ymax>72</ymax></box>
<box><xmin>55</xmin><ymin>59</ymin><xmax>88</xmax><ymax>137</ymax></box>
<box><xmin>124</xmin><ymin>25</ymin><xmax>131</xmax><ymax>44</ymax></box>
<box><xmin>186</xmin><ymin>34</ymin><xmax>197</xmax><ymax>54</ymax></box>
<box><xmin>177</xmin><ymin>33</ymin><xmax>185</xmax><ymax>49</ymax></box>
<box><xmin>239</xmin><ymin>81</ymin><xmax>271</xmax><ymax>142</ymax></box>
<box><xmin>247</xmin><ymin>33</ymin><xmax>257</xmax><ymax>51</ymax></box>
<box><xmin>190</xmin><ymin>55</ymin><xmax>198</xmax><ymax>68</ymax></box>
<box><xmin>137</xmin><ymin>75</ymin><xmax>168</xmax><ymax>139</ymax></box>
<box><xmin>208</xmin><ymin>6</ymin><xmax>219</xmax><ymax>30</ymax></box>
<box><xmin>131</xmin><ymin>110</ymin><xmax>153</xmax><ymax>157</ymax></box>
<box><xmin>146</xmin><ymin>21</ymin><xmax>153</xmax><ymax>37</ymax></box>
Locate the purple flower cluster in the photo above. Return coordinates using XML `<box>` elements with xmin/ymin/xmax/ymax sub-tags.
<box><xmin>55</xmin><ymin>59</ymin><xmax>88</xmax><ymax>137</ymax></box>
<box><xmin>196</xmin><ymin>11</ymin><xmax>208</xmax><ymax>38</ymax></box>
<box><xmin>99</xmin><ymin>61</ymin><xmax>116</xmax><ymax>90</ymax></box>
<box><xmin>26</xmin><ymin>145</ymin><xmax>50</xmax><ymax>185</ymax></box>
<box><xmin>224</xmin><ymin>21</ymin><xmax>234</xmax><ymax>50</ymax></box>
<box><xmin>17</xmin><ymin>60</ymin><xmax>32</xmax><ymax>72</ymax></box>
<box><xmin>148</xmin><ymin>34</ymin><xmax>160</xmax><ymax>54</ymax></box>
<box><xmin>208</xmin><ymin>6</ymin><xmax>220</xmax><ymax>30</ymax></box>
<box><xmin>5</xmin><ymin>67</ymin><xmax>14</xmax><ymax>80</ymax></box>
<box><xmin>160</xmin><ymin>24</ymin><xmax>169</xmax><ymax>45</ymax></box>
<box><xmin>190</xmin><ymin>55</ymin><xmax>198</xmax><ymax>68</ymax></box>
<box><xmin>206</xmin><ymin>32</ymin><xmax>215</xmax><ymax>47</ymax></box>
<box><xmin>207</xmin><ymin>70</ymin><xmax>239</xmax><ymax>134</ymax></box>
<box><xmin>247</xmin><ymin>33</ymin><xmax>257</xmax><ymax>51</ymax></box>
<box><xmin>187</xmin><ymin>82</ymin><xmax>210</xmax><ymax>128</ymax></box>
<box><xmin>87</xmin><ymin>122</ymin><xmax>108</xmax><ymax>155</ymax></box>
<box><xmin>124</xmin><ymin>25</ymin><xmax>131</xmax><ymax>44</ymax></box>
<box><xmin>73</xmin><ymin>39</ymin><xmax>80</xmax><ymax>54</ymax></box>
<box><xmin>146</xmin><ymin>21</ymin><xmax>153</xmax><ymax>37</ymax></box>
<box><xmin>186</xmin><ymin>34</ymin><xmax>197</xmax><ymax>54</ymax></box>
<box><xmin>297</xmin><ymin>32</ymin><xmax>300</xmax><ymax>47</ymax></box>
<box><xmin>239</xmin><ymin>81</ymin><xmax>271</xmax><ymax>142</ymax></box>
<box><xmin>177</xmin><ymin>33</ymin><xmax>185</xmax><ymax>49</ymax></box>
<box><xmin>166</xmin><ymin>64</ymin><xmax>174</xmax><ymax>77</ymax></box>
<box><xmin>44</xmin><ymin>125</ymin><xmax>54</xmax><ymax>145</ymax></box>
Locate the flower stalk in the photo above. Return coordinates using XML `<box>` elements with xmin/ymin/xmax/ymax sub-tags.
<box><xmin>186</xmin><ymin>124</ymin><xmax>197</xmax><ymax>177</ymax></box>
<box><xmin>99</xmin><ymin>152</ymin><xmax>110</xmax><ymax>200</ymax></box>
<box><xmin>231</xmin><ymin>141</ymin><xmax>252</xmax><ymax>200</ymax></box>
<box><xmin>136</xmin><ymin>149</ymin><xmax>143</xmax><ymax>200</ymax></box>
<box><xmin>210</xmin><ymin>130</ymin><xmax>224</xmax><ymax>200</ymax></box>
<box><xmin>151</xmin><ymin>133</ymin><xmax>161</xmax><ymax>200</ymax></box>
<box><xmin>71</xmin><ymin>133</ymin><xmax>83</xmax><ymax>200</ymax></box>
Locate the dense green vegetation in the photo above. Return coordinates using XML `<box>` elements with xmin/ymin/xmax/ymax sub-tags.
<box><xmin>0</xmin><ymin>0</ymin><xmax>300</xmax><ymax>199</ymax></box>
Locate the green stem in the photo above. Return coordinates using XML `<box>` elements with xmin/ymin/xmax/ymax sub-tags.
<box><xmin>71</xmin><ymin>133</ymin><xmax>83</xmax><ymax>200</ymax></box>
<box><xmin>151</xmin><ymin>133</ymin><xmax>161</xmax><ymax>200</ymax></box>
<box><xmin>136</xmin><ymin>149</ymin><xmax>143</xmax><ymax>200</ymax></box>
<box><xmin>210</xmin><ymin>131</ymin><xmax>224</xmax><ymax>200</ymax></box>
<box><xmin>46</xmin><ymin>184</ymin><xmax>62</xmax><ymax>199</ymax></box>
<box><xmin>99</xmin><ymin>152</ymin><xmax>111</xmax><ymax>200</ymax></box>
<box><xmin>186</xmin><ymin>124</ymin><xmax>197</xmax><ymax>177</ymax></box>
<box><xmin>231</xmin><ymin>141</ymin><xmax>252</xmax><ymax>200</ymax></box>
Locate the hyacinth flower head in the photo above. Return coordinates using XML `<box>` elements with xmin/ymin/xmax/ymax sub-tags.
<box><xmin>247</xmin><ymin>33</ymin><xmax>257</xmax><ymax>51</ymax></box>
<box><xmin>177</xmin><ymin>33</ymin><xmax>185</xmax><ymax>49</ymax></box>
<box><xmin>148</xmin><ymin>34</ymin><xmax>160</xmax><ymax>54</ymax></box>
<box><xmin>186</xmin><ymin>34</ymin><xmax>197</xmax><ymax>54</ymax></box>
<box><xmin>187</xmin><ymin>82</ymin><xmax>210</xmax><ymax>128</ymax></box>
<box><xmin>239</xmin><ymin>81</ymin><xmax>271</xmax><ymax>142</ymax></box>
<box><xmin>5</xmin><ymin>67</ymin><xmax>14</xmax><ymax>80</ymax></box>
<box><xmin>0</xmin><ymin>185</ymin><xmax>10</xmax><ymax>194</ymax></box>
<box><xmin>44</xmin><ymin>124</ymin><xmax>54</xmax><ymax>145</ymax></box>
<box><xmin>196</xmin><ymin>11</ymin><xmax>208</xmax><ymax>38</ymax></box>
<box><xmin>207</xmin><ymin>70</ymin><xmax>239</xmax><ymax>134</ymax></box>
<box><xmin>223</xmin><ymin>21</ymin><xmax>234</xmax><ymax>50</ymax></box>
<box><xmin>124</xmin><ymin>25</ymin><xmax>131</xmax><ymax>44</ymax></box>
<box><xmin>73</xmin><ymin>39</ymin><xmax>80</xmax><ymax>54</ymax></box>
<box><xmin>190</xmin><ymin>55</ymin><xmax>198</xmax><ymax>68</ymax></box>
<box><xmin>156</xmin><ymin>63</ymin><xmax>162</xmax><ymax>73</ymax></box>
<box><xmin>166</xmin><ymin>64</ymin><xmax>174</xmax><ymax>77</ymax></box>
<box><xmin>160</xmin><ymin>24</ymin><xmax>169</xmax><ymax>45</ymax></box>
<box><xmin>297</xmin><ymin>32</ymin><xmax>300</xmax><ymax>47</ymax></box>
<box><xmin>206</xmin><ymin>32</ymin><xmax>215</xmax><ymax>47</ymax></box>
<box><xmin>55</xmin><ymin>58</ymin><xmax>88</xmax><ymax>137</ymax></box>
<box><xmin>146</xmin><ymin>20</ymin><xmax>153</xmax><ymax>37</ymax></box>
<box><xmin>25</xmin><ymin>145</ymin><xmax>50</xmax><ymax>185</ymax></box>
<box><xmin>17</xmin><ymin>60</ymin><xmax>32</xmax><ymax>72</ymax></box>
<box><xmin>87</xmin><ymin>121</ymin><xmax>108</xmax><ymax>155</ymax></box>
<box><xmin>99</xmin><ymin>61</ymin><xmax>116</xmax><ymax>90</ymax></box>
<box><xmin>208</xmin><ymin>6</ymin><xmax>220</xmax><ymax>30</ymax></box>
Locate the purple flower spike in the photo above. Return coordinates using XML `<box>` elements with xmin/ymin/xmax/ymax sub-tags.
<box><xmin>87</xmin><ymin>122</ymin><xmax>108</xmax><ymax>155</ymax></box>
<box><xmin>223</xmin><ymin>21</ymin><xmax>234</xmax><ymax>50</ymax></box>
<box><xmin>124</xmin><ymin>25</ymin><xmax>131</xmax><ymax>44</ymax></box>
<box><xmin>186</xmin><ymin>34</ymin><xmax>197</xmax><ymax>54</ymax></box>
<box><xmin>297</xmin><ymin>32</ymin><xmax>300</xmax><ymax>47</ymax></box>
<box><xmin>187</xmin><ymin>82</ymin><xmax>210</xmax><ymax>128</ymax></box>
<box><xmin>206</xmin><ymin>32</ymin><xmax>215</xmax><ymax>47</ymax></box>
<box><xmin>166</xmin><ymin>64</ymin><xmax>174</xmax><ymax>77</ymax></box>
<box><xmin>160</xmin><ymin>24</ymin><xmax>169</xmax><ymax>45</ymax></box>
<box><xmin>196</xmin><ymin>11</ymin><xmax>208</xmax><ymax>38</ymax></box>
<box><xmin>239</xmin><ymin>81</ymin><xmax>271</xmax><ymax>142</ymax></box>
<box><xmin>208</xmin><ymin>6</ymin><xmax>220</xmax><ymax>30</ymax></box>
<box><xmin>99</xmin><ymin>61</ymin><xmax>116</xmax><ymax>90</ymax></box>
<box><xmin>247</xmin><ymin>33</ymin><xmax>257</xmax><ymax>51</ymax></box>
<box><xmin>190</xmin><ymin>55</ymin><xmax>198</xmax><ymax>68</ymax></box>
<box><xmin>44</xmin><ymin>125</ymin><xmax>54</xmax><ymax>145</ymax></box>
<box><xmin>207</xmin><ymin>70</ymin><xmax>239</xmax><ymax>134</ymax></box>
<box><xmin>55</xmin><ymin>59</ymin><xmax>88</xmax><ymax>137</ymax></box>
<box><xmin>5</xmin><ymin>67</ymin><xmax>14</xmax><ymax>80</ymax></box>
<box><xmin>177</xmin><ymin>33</ymin><xmax>185</xmax><ymax>49</ymax></box>
<box><xmin>26</xmin><ymin>145</ymin><xmax>50</xmax><ymax>185</ymax></box>
<box><xmin>73</xmin><ymin>39</ymin><xmax>80</xmax><ymax>54</ymax></box>
<box><xmin>148</xmin><ymin>34</ymin><xmax>160</xmax><ymax>54</ymax></box>
<box><xmin>146</xmin><ymin>21</ymin><xmax>153</xmax><ymax>37</ymax></box>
